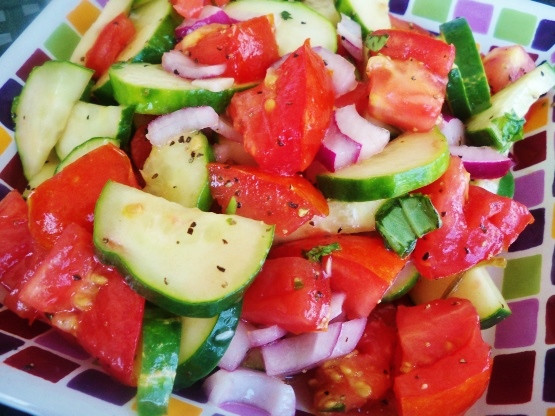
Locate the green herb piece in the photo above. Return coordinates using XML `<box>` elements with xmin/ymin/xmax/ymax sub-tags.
<box><xmin>303</xmin><ymin>242</ymin><xmax>341</xmax><ymax>262</ymax></box>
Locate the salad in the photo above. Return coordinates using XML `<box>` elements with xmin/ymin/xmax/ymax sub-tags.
<box><xmin>0</xmin><ymin>0</ymin><xmax>554</xmax><ymax>415</ymax></box>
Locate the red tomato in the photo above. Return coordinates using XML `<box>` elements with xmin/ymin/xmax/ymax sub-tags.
<box><xmin>369</xmin><ymin>29</ymin><xmax>455</xmax><ymax>78</ymax></box>
<box><xmin>412</xmin><ymin>156</ymin><xmax>533</xmax><ymax>279</ymax></box>
<box><xmin>171</xmin><ymin>0</ymin><xmax>230</xmax><ymax>19</ymax></box>
<box><xmin>270</xmin><ymin>234</ymin><xmax>407</xmax><ymax>318</ymax></box>
<box><xmin>27</xmin><ymin>144</ymin><xmax>138</xmax><ymax>249</ymax></box>
<box><xmin>229</xmin><ymin>40</ymin><xmax>334</xmax><ymax>175</ymax></box>
<box><xmin>241</xmin><ymin>257</ymin><xmax>331</xmax><ymax>334</ymax></box>
<box><xmin>334</xmin><ymin>81</ymin><xmax>370</xmax><ymax>115</ymax></box>
<box><xmin>394</xmin><ymin>299</ymin><xmax>491</xmax><ymax>416</ymax></box>
<box><xmin>482</xmin><ymin>45</ymin><xmax>536</xmax><ymax>93</ymax></box>
<box><xmin>208</xmin><ymin>163</ymin><xmax>329</xmax><ymax>237</ymax></box>
<box><xmin>389</xmin><ymin>14</ymin><xmax>432</xmax><ymax>37</ymax></box>
<box><xmin>84</xmin><ymin>13</ymin><xmax>135</xmax><ymax>79</ymax></box>
<box><xmin>0</xmin><ymin>191</ymin><xmax>33</xmax><ymax>277</ymax></box>
<box><xmin>180</xmin><ymin>16</ymin><xmax>280</xmax><ymax>83</ymax></box>
<box><xmin>366</xmin><ymin>55</ymin><xmax>447</xmax><ymax>132</ymax></box>
<box><xmin>130</xmin><ymin>123</ymin><xmax>152</xmax><ymax>171</ymax></box>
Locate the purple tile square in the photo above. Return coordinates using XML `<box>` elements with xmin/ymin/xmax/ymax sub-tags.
<box><xmin>508</xmin><ymin>207</ymin><xmax>544</xmax><ymax>252</ymax></box>
<box><xmin>453</xmin><ymin>0</ymin><xmax>494</xmax><ymax>34</ymax></box>
<box><xmin>0</xmin><ymin>331</ymin><xmax>24</xmax><ymax>355</ymax></box>
<box><xmin>15</xmin><ymin>49</ymin><xmax>50</xmax><ymax>82</ymax></box>
<box><xmin>514</xmin><ymin>170</ymin><xmax>544</xmax><ymax>207</ymax></box>
<box><xmin>389</xmin><ymin>0</ymin><xmax>410</xmax><ymax>15</ymax></box>
<box><xmin>544</xmin><ymin>348</ymin><xmax>555</xmax><ymax>401</ymax></box>
<box><xmin>494</xmin><ymin>298</ymin><xmax>539</xmax><ymax>348</ymax></box>
<box><xmin>67</xmin><ymin>369</ymin><xmax>136</xmax><ymax>405</ymax></box>
<box><xmin>532</xmin><ymin>19</ymin><xmax>555</xmax><ymax>52</ymax></box>
<box><xmin>0</xmin><ymin>78</ymin><xmax>23</xmax><ymax>131</ymax></box>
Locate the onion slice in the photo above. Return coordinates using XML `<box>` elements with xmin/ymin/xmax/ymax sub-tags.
<box><xmin>248</xmin><ymin>325</ymin><xmax>288</xmax><ymax>348</ymax></box>
<box><xmin>313</xmin><ymin>46</ymin><xmax>357</xmax><ymax>97</ymax></box>
<box><xmin>204</xmin><ymin>368</ymin><xmax>296</xmax><ymax>416</ymax></box>
<box><xmin>440</xmin><ymin>115</ymin><xmax>465</xmax><ymax>146</ymax></box>
<box><xmin>218</xmin><ymin>320</ymin><xmax>252</xmax><ymax>371</ymax></box>
<box><xmin>449</xmin><ymin>145</ymin><xmax>514</xmax><ymax>179</ymax></box>
<box><xmin>328</xmin><ymin>317</ymin><xmax>367</xmax><ymax>359</ymax></box>
<box><xmin>337</xmin><ymin>14</ymin><xmax>363</xmax><ymax>61</ymax></box>
<box><xmin>162</xmin><ymin>50</ymin><xmax>226</xmax><ymax>79</ymax></box>
<box><xmin>175</xmin><ymin>6</ymin><xmax>237</xmax><ymax>39</ymax></box>
<box><xmin>316</xmin><ymin>118</ymin><xmax>361</xmax><ymax>172</ymax></box>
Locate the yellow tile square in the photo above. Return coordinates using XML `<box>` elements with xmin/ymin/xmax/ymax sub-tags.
<box><xmin>0</xmin><ymin>126</ymin><xmax>13</xmax><ymax>154</ymax></box>
<box><xmin>67</xmin><ymin>0</ymin><xmax>101</xmax><ymax>35</ymax></box>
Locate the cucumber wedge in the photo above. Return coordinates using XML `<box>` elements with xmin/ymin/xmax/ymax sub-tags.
<box><xmin>382</xmin><ymin>261</ymin><xmax>419</xmax><ymax>302</ymax></box>
<box><xmin>316</xmin><ymin>128</ymin><xmax>449</xmax><ymax>201</ymax></box>
<box><xmin>13</xmin><ymin>61</ymin><xmax>94</xmax><ymax>179</ymax></box>
<box><xmin>93</xmin><ymin>181</ymin><xmax>274</xmax><ymax>317</ymax></box>
<box><xmin>174</xmin><ymin>301</ymin><xmax>241</xmax><ymax>388</ymax></box>
<box><xmin>224</xmin><ymin>0</ymin><xmax>337</xmax><ymax>55</ymax></box>
<box><xmin>55</xmin><ymin>138</ymin><xmax>120</xmax><ymax>173</ymax></box>
<box><xmin>55</xmin><ymin>102</ymin><xmax>133</xmax><ymax>159</ymax></box>
<box><xmin>22</xmin><ymin>151</ymin><xmax>59</xmax><ymax>198</ymax></box>
<box><xmin>109</xmin><ymin>63</ymin><xmax>253</xmax><ymax>114</ymax></box>
<box><xmin>335</xmin><ymin>0</ymin><xmax>390</xmax><ymax>36</ymax></box>
<box><xmin>466</xmin><ymin>62</ymin><xmax>555</xmax><ymax>152</ymax></box>
<box><xmin>141</xmin><ymin>131</ymin><xmax>213</xmax><ymax>211</ymax></box>
<box><xmin>440</xmin><ymin>18</ymin><xmax>491</xmax><ymax>120</ymax></box>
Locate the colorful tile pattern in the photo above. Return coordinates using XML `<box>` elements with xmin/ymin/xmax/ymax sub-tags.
<box><xmin>0</xmin><ymin>0</ymin><xmax>553</xmax><ymax>415</ymax></box>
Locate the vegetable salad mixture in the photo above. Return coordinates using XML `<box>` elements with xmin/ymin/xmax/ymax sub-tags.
<box><xmin>1</xmin><ymin>0</ymin><xmax>554</xmax><ymax>415</ymax></box>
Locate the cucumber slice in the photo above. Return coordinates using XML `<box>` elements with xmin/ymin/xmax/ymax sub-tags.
<box><xmin>335</xmin><ymin>0</ymin><xmax>390</xmax><ymax>36</ymax></box>
<box><xmin>70</xmin><ymin>0</ymin><xmax>134</xmax><ymax>65</ymax></box>
<box><xmin>224</xmin><ymin>0</ymin><xmax>337</xmax><ymax>55</ymax></box>
<box><xmin>141</xmin><ymin>131</ymin><xmax>214</xmax><ymax>211</ymax></box>
<box><xmin>109</xmin><ymin>63</ymin><xmax>253</xmax><ymax>114</ymax></box>
<box><xmin>440</xmin><ymin>18</ymin><xmax>491</xmax><ymax>120</ymax></box>
<box><xmin>409</xmin><ymin>273</ymin><xmax>459</xmax><ymax>305</ymax></box>
<box><xmin>382</xmin><ymin>261</ymin><xmax>419</xmax><ymax>302</ymax></box>
<box><xmin>302</xmin><ymin>0</ymin><xmax>340</xmax><ymax>25</ymax></box>
<box><xmin>55</xmin><ymin>102</ymin><xmax>133</xmax><ymax>160</ymax></box>
<box><xmin>466</xmin><ymin>62</ymin><xmax>555</xmax><ymax>152</ymax></box>
<box><xmin>55</xmin><ymin>138</ymin><xmax>120</xmax><ymax>173</ymax></box>
<box><xmin>93</xmin><ymin>181</ymin><xmax>274</xmax><ymax>317</ymax></box>
<box><xmin>13</xmin><ymin>61</ymin><xmax>94</xmax><ymax>179</ymax></box>
<box><xmin>22</xmin><ymin>151</ymin><xmax>59</xmax><ymax>198</ymax></box>
<box><xmin>447</xmin><ymin>265</ymin><xmax>511</xmax><ymax>329</ymax></box>
<box><xmin>137</xmin><ymin>306</ymin><xmax>181</xmax><ymax>416</ymax></box>
<box><xmin>175</xmin><ymin>301</ymin><xmax>241</xmax><ymax>388</ymax></box>
<box><xmin>316</xmin><ymin>128</ymin><xmax>450</xmax><ymax>201</ymax></box>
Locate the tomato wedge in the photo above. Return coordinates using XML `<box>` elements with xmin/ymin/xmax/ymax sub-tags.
<box><xmin>229</xmin><ymin>40</ymin><xmax>334</xmax><ymax>175</ymax></box>
<box><xmin>27</xmin><ymin>144</ymin><xmax>138</xmax><ymax>249</ymax></box>
<box><xmin>208</xmin><ymin>162</ymin><xmax>328</xmax><ymax>237</ymax></box>
<box><xmin>0</xmin><ymin>191</ymin><xmax>33</xmax><ymax>277</ymax></box>
<box><xmin>84</xmin><ymin>13</ymin><xmax>135</xmax><ymax>79</ymax></box>
<box><xmin>412</xmin><ymin>156</ymin><xmax>533</xmax><ymax>279</ymax></box>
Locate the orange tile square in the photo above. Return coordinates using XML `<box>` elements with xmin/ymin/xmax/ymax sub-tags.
<box><xmin>0</xmin><ymin>126</ymin><xmax>13</xmax><ymax>154</ymax></box>
<box><xmin>524</xmin><ymin>97</ymin><xmax>549</xmax><ymax>133</ymax></box>
<box><xmin>131</xmin><ymin>396</ymin><xmax>203</xmax><ymax>416</ymax></box>
<box><xmin>67</xmin><ymin>0</ymin><xmax>101</xmax><ymax>35</ymax></box>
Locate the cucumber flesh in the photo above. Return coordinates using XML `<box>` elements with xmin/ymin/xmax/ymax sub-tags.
<box><xmin>141</xmin><ymin>131</ymin><xmax>213</xmax><ymax>211</ymax></box>
<box><xmin>55</xmin><ymin>102</ymin><xmax>133</xmax><ymax>160</ymax></box>
<box><xmin>93</xmin><ymin>181</ymin><xmax>274</xmax><ymax>317</ymax></box>
<box><xmin>335</xmin><ymin>0</ymin><xmax>390</xmax><ymax>36</ymax></box>
<box><xmin>22</xmin><ymin>151</ymin><xmax>59</xmax><ymax>198</ymax></box>
<box><xmin>316</xmin><ymin>128</ymin><xmax>450</xmax><ymax>201</ymax></box>
<box><xmin>55</xmin><ymin>138</ymin><xmax>120</xmax><ymax>174</ymax></box>
<box><xmin>13</xmin><ymin>61</ymin><xmax>94</xmax><ymax>179</ymax></box>
<box><xmin>224</xmin><ymin>0</ymin><xmax>337</xmax><ymax>55</ymax></box>
<box><xmin>382</xmin><ymin>261</ymin><xmax>419</xmax><ymax>302</ymax></box>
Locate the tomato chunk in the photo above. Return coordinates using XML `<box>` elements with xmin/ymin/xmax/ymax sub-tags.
<box><xmin>482</xmin><ymin>45</ymin><xmax>536</xmax><ymax>94</ymax></box>
<box><xmin>412</xmin><ymin>156</ymin><xmax>533</xmax><ymax>279</ymax></box>
<box><xmin>229</xmin><ymin>40</ymin><xmax>334</xmax><ymax>175</ymax></box>
<box><xmin>0</xmin><ymin>191</ymin><xmax>33</xmax><ymax>277</ymax></box>
<box><xmin>84</xmin><ymin>13</ymin><xmax>135</xmax><ymax>79</ymax></box>
<box><xmin>241</xmin><ymin>257</ymin><xmax>330</xmax><ymax>334</ymax></box>
<box><xmin>208</xmin><ymin>163</ymin><xmax>328</xmax><ymax>237</ymax></box>
<box><xmin>27</xmin><ymin>144</ymin><xmax>138</xmax><ymax>249</ymax></box>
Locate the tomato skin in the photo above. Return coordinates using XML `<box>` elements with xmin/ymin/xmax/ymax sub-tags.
<box><xmin>27</xmin><ymin>144</ymin><xmax>138</xmax><ymax>249</ymax></box>
<box><xmin>241</xmin><ymin>256</ymin><xmax>330</xmax><ymax>334</ymax></box>
<box><xmin>0</xmin><ymin>191</ymin><xmax>33</xmax><ymax>277</ymax></box>
<box><xmin>412</xmin><ymin>156</ymin><xmax>533</xmax><ymax>279</ymax></box>
<box><xmin>181</xmin><ymin>16</ymin><xmax>280</xmax><ymax>83</ymax></box>
<box><xmin>482</xmin><ymin>45</ymin><xmax>535</xmax><ymax>94</ymax></box>
<box><xmin>389</xmin><ymin>15</ymin><xmax>432</xmax><ymax>37</ymax></box>
<box><xmin>370</xmin><ymin>29</ymin><xmax>455</xmax><ymax>78</ymax></box>
<box><xmin>229</xmin><ymin>40</ymin><xmax>334</xmax><ymax>175</ymax></box>
<box><xmin>129</xmin><ymin>123</ymin><xmax>152</xmax><ymax>171</ymax></box>
<box><xmin>171</xmin><ymin>0</ymin><xmax>204</xmax><ymax>19</ymax></box>
<box><xmin>334</xmin><ymin>81</ymin><xmax>370</xmax><ymax>115</ymax></box>
<box><xmin>208</xmin><ymin>162</ymin><xmax>328</xmax><ymax>237</ymax></box>
<box><xmin>84</xmin><ymin>13</ymin><xmax>135</xmax><ymax>79</ymax></box>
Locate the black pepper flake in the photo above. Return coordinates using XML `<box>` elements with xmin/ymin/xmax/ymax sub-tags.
<box><xmin>178</xmin><ymin>136</ymin><xmax>185</xmax><ymax>143</ymax></box>
<box><xmin>174</xmin><ymin>69</ymin><xmax>179</xmax><ymax>75</ymax></box>
<box><xmin>187</xmin><ymin>227</ymin><xmax>194</xmax><ymax>235</ymax></box>
<box><xmin>441</xmin><ymin>211</ymin><xmax>447</xmax><ymax>217</ymax></box>
<box><xmin>293</xmin><ymin>53</ymin><xmax>299</xmax><ymax>58</ymax></box>
<box><xmin>314</xmin><ymin>291</ymin><xmax>323</xmax><ymax>300</ymax></box>
<box><xmin>236</xmin><ymin>202</ymin><xmax>242</xmax><ymax>209</ymax></box>
<box><xmin>288</xmin><ymin>201</ymin><xmax>299</xmax><ymax>209</ymax></box>
<box><xmin>102</xmin><ymin>237</ymin><xmax>110</xmax><ymax>244</ymax></box>
<box><xmin>217</xmin><ymin>265</ymin><xmax>226</xmax><ymax>272</ymax></box>
<box><xmin>422</xmin><ymin>252</ymin><xmax>430</xmax><ymax>261</ymax></box>
<box><xmin>169</xmin><ymin>140</ymin><xmax>175</xmax><ymax>146</ymax></box>
<box><xmin>151</xmin><ymin>173</ymin><xmax>159</xmax><ymax>179</ymax></box>
<box><xmin>277</xmin><ymin>139</ymin><xmax>284</xmax><ymax>146</ymax></box>
<box><xmin>309</xmin><ymin>221</ymin><xmax>315</xmax><ymax>226</ymax></box>
<box><xmin>337</xmin><ymin>227</ymin><xmax>343</xmax><ymax>233</ymax></box>
<box><xmin>222</xmin><ymin>239</ymin><xmax>228</xmax><ymax>244</ymax></box>
<box><xmin>480</xmin><ymin>223</ymin><xmax>487</xmax><ymax>233</ymax></box>
<box><xmin>164</xmin><ymin>277</ymin><xmax>169</xmax><ymax>285</ymax></box>
<box><xmin>45</xmin><ymin>313</ymin><xmax>54</xmax><ymax>320</ymax></box>
<box><xmin>72</xmin><ymin>274</ymin><xmax>82</xmax><ymax>281</ymax></box>
<box><xmin>464</xmin><ymin>247</ymin><xmax>470</xmax><ymax>254</ymax></box>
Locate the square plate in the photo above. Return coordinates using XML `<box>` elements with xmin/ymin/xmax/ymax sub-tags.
<box><xmin>0</xmin><ymin>0</ymin><xmax>553</xmax><ymax>415</ymax></box>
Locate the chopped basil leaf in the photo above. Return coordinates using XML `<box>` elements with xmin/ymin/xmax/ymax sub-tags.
<box><xmin>303</xmin><ymin>242</ymin><xmax>341</xmax><ymax>262</ymax></box>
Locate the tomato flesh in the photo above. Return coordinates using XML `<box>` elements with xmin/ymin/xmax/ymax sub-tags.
<box><xmin>0</xmin><ymin>191</ymin><xmax>33</xmax><ymax>277</ymax></box>
<box><xmin>482</xmin><ymin>45</ymin><xmax>535</xmax><ymax>94</ymax></box>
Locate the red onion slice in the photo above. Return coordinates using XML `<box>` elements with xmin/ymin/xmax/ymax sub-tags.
<box><xmin>316</xmin><ymin>119</ymin><xmax>361</xmax><ymax>172</ymax></box>
<box><xmin>337</xmin><ymin>14</ymin><xmax>363</xmax><ymax>61</ymax></box>
<box><xmin>329</xmin><ymin>292</ymin><xmax>346</xmax><ymax>323</ymax></box>
<box><xmin>146</xmin><ymin>106</ymin><xmax>220</xmax><ymax>146</ymax></box>
<box><xmin>218</xmin><ymin>320</ymin><xmax>252</xmax><ymax>371</ymax></box>
<box><xmin>335</xmin><ymin>104</ymin><xmax>390</xmax><ymax>161</ymax></box>
<box><xmin>328</xmin><ymin>317</ymin><xmax>367</xmax><ymax>359</ymax></box>
<box><xmin>440</xmin><ymin>115</ymin><xmax>465</xmax><ymax>146</ymax></box>
<box><xmin>450</xmin><ymin>145</ymin><xmax>514</xmax><ymax>179</ymax></box>
<box><xmin>204</xmin><ymin>368</ymin><xmax>296</xmax><ymax>416</ymax></box>
<box><xmin>248</xmin><ymin>325</ymin><xmax>288</xmax><ymax>348</ymax></box>
<box><xmin>313</xmin><ymin>46</ymin><xmax>357</xmax><ymax>97</ymax></box>
<box><xmin>162</xmin><ymin>50</ymin><xmax>226</xmax><ymax>79</ymax></box>
<box><xmin>261</xmin><ymin>322</ymin><xmax>342</xmax><ymax>376</ymax></box>
<box><xmin>212</xmin><ymin>116</ymin><xmax>243</xmax><ymax>142</ymax></box>
<box><xmin>175</xmin><ymin>6</ymin><xmax>237</xmax><ymax>39</ymax></box>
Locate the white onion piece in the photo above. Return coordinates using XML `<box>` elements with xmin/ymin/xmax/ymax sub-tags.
<box><xmin>335</xmin><ymin>104</ymin><xmax>390</xmax><ymax>161</ymax></box>
<box><xmin>212</xmin><ymin>116</ymin><xmax>243</xmax><ymax>142</ymax></box>
<box><xmin>146</xmin><ymin>106</ymin><xmax>219</xmax><ymax>146</ymax></box>
<box><xmin>440</xmin><ymin>115</ymin><xmax>465</xmax><ymax>146</ymax></box>
<box><xmin>248</xmin><ymin>325</ymin><xmax>288</xmax><ymax>348</ymax></box>
<box><xmin>316</xmin><ymin>119</ymin><xmax>361</xmax><ymax>172</ymax></box>
<box><xmin>337</xmin><ymin>14</ymin><xmax>363</xmax><ymax>61</ymax></box>
<box><xmin>329</xmin><ymin>292</ymin><xmax>347</xmax><ymax>323</ymax></box>
<box><xmin>175</xmin><ymin>7</ymin><xmax>237</xmax><ymax>39</ymax></box>
<box><xmin>313</xmin><ymin>46</ymin><xmax>357</xmax><ymax>97</ymax></box>
<box><xmin>450</xmin><ymin>145</ymin><xmax>514</xmax><ymax>179</ymax></box>
<box><xmin>190</xmin><ymin>76</ymin><xmax>235</xmax><ymax>92</ymax></box>
<box><xmin>162</xmin><ymin>50</ymin><xmax>226</xmax><ymax>79</ymax></box>
<box><xmin>218</xmin><ymin>320</ymin><xmax>252</xmax><ymax>371</ymax></box>
<box><xmin>328</xmin><ymin>317</ymin><xmax>367</xmax><ymax>359</ymax></box>
<box><xmin>261</xmin><ymin>322</ymin><xmax>342</xmax><ymax>376</ymax></box>
<box><xmin>204</xmin><ymin>368</ymin><xmax>296</xmax><ymax>416</ymax></box>
<box><xmin>213</xmin><ymin>137</ymin><xmax>257</xmax><ymax>165</ymax></box>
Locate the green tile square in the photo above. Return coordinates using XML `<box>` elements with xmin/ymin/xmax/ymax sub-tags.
<box><xmin>44</xmin><ymin>23</ymin><xmax>79</xmax><ymax>61</ymax></box>
<box><xmin>494</xmin><ymin>8</ymin><xmax>537</xmax><ymax>46</ymax></box>
<box><xmin>412</xmin><ymin>0</ymin><xmax>452</xmax><ymax>23</ymax></box>
<box><xmin>502</xmin><ymin>254</ymin><xmax>542</xmax><ymax>300</ymax></box>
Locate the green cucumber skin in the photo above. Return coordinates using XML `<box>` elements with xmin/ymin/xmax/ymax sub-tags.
<box><xmin>465</xmin><ymin>111</ymin><xmax>524</xmax><ymax>152</ymax></box>
<box><xmin>174</xmin><ymin>301</ymin><xmax>242</xmax><ymax>389</ymax></box>
<box><xmin>55</xmin><ymin>138</ymin><xmax>119</xmax><ymax>174</ymax></box>
<box><xmin>137</xmin><ymin>306</ymin><xmax>181</xmax><ymax>416</ymax></box>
